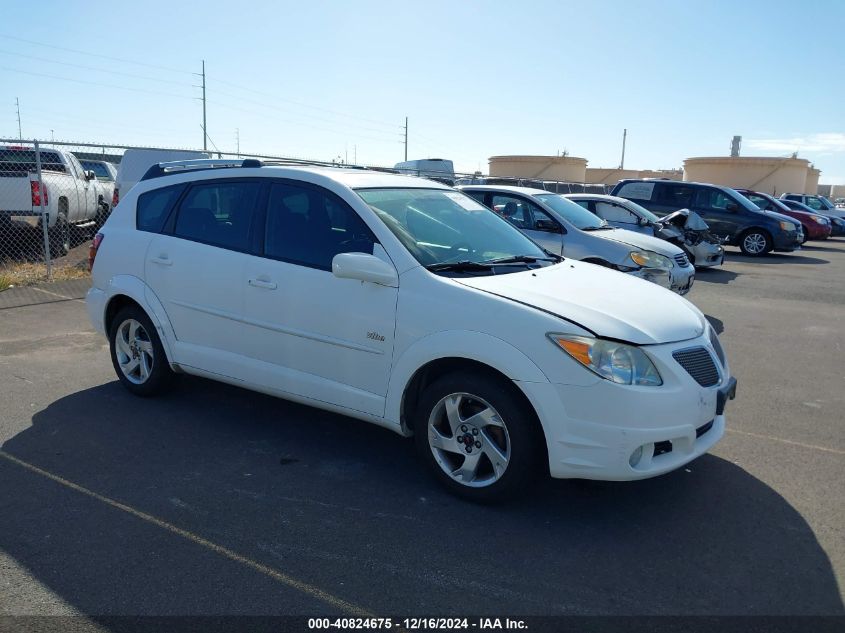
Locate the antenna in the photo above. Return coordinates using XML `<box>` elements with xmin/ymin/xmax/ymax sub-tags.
<box><xmin>15</xmin><ymin>97</ymin><xmax>22</xmax><ymax>139</ymax></box>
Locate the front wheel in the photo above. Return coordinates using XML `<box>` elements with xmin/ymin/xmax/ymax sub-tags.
<box><xmin>413</xmin><ymin>372</ymin><xmax>542</xmax><ymax>503</ymax></box>
<box><xmin>109</xmin><ymin>305</ymin><xmax>174</xmax><ymax>396</ymax></box>
<box><xmin>739</xmin><ymin>229</ymin><xmax>771</xmax><ymax>256</ymax></box>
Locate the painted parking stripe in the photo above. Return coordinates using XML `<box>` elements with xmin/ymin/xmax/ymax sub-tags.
<box><xmin>726</xmin><ymin>428</ymin><xmax>845</xmax><ymax>456</ymax></box>
<box><xmin>0</xmin><ymin>449</ymin><xmax>375</xmax><ymax>617</ymax></box>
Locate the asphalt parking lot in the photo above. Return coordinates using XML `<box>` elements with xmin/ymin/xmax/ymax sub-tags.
<box><xmin>0</xmin><ymin>242</ymin><xmax>843</xmax><ymax>622</ymax></box>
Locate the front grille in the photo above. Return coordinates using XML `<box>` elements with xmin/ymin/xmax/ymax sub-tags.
<box><xmin>674</xmin><ymin>253</ymin><xmax>689</xmax><ymax>267</ymax></box>
<box><xmin>672</xmin><ymin>347</ymin><xmax>720</xmax><ymax>387</ymax></box>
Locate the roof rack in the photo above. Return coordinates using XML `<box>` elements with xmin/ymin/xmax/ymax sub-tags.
<box><xmin>140</xmin><ymin>157</ymin><xmax>371</xmax><ymax>182</ymax></box>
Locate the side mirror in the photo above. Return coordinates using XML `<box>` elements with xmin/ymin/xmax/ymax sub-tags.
<box><xmin>637</xmin><ymin>216</ymin><xmax>648</xmax><ymax>226</ymax></box>
<box><xmin>535</xmin><ymin>218</ymin><xmax>561</xmax><ymax>233</ymax></box>
<box><xmin>332</xmin><ymin>252</ymin><xmax>398</xmax><ymax>287</ymax></box>
<box><xmin>725</xmin><ymin>201</ymin><xmax>739</xmax><ymax>212</ymax></box>
<box><xmin>84</xmin><ymin>170</ymin><xmax>96</xmax><ymax>181</ymax></box>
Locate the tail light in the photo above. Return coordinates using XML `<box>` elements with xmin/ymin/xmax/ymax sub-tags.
<box><xmin>89</xmin><ymin>233</ymin><xmax>104</xmax><ymax>271</ymax></box>
<box><xmin>31</xmin><ymin>180</ymin><xmax>48</xmax><ymax>207</ymax></box>
<box><xmin>112</xmin><ymin>188</ymin><xmax>119</xmax><ymax>207</ymax></box>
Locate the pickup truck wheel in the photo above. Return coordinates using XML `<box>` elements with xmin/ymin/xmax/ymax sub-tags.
<box><xmin>739</xmin><ymin>229</ymin><xmax>771</xmax><ymax>256</ymax></box>
<box><xmin>414</xmin><ymin>372</ymin><xmax>542</xmax><ymax>503</ymax></box>
<box><xmin>95</xmin><ymin>201</ymin><xmax>110</xmax><ymax>229</ymax></box>
<box><xmin>109</xmin><ymin>305</ymin><xmax>174</xmax><ymax>397</ymax></box>
<box><xmin>48</xmin><ymin>213</ymin><xmax>70</xmax><ymax>258</ymax></box>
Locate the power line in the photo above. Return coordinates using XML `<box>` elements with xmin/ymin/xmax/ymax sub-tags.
<box><xmin>207</xmin><ymin>98</ymin><xmax>404</xmax><ymax>145</ymax></box>
<box><xmin>0</xmin><ymin>65</ymin><xmax>197</xmax><ymax>101</ymax></box>
<box><xmin>0</xmin><ymin>33</ymin><xmax>192</xmax><ymax>75</ymax></box>
<box><xmin>0</xmin><ymin>48</ymin><xmax>190</xmax><ymax>86</ymax></box>
<box><xmin>212</xmin><ymin>77</ymin><xmax>403</xmax><ymax>131</ymax></box>
<box><xmin>209</xmin><ymin>86</ymin><xmax>403</xmax><ymax>138</ymax></box>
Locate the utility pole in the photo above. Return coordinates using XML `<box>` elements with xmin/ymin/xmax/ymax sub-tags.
<box><xmin>193</xmin><ymin>61</ymin><xmax>208</xmax><ymax>151</ymax></box>
<box><xmin>15</xmin><ymin>97</ymin><xmax>22</xmax><ymax>139</ymax></box>
<box><xmin>619</xmin><ymin>128</ymin><xmax>627</xmax><ymax>169</ymax></box>
<box><xmin>404</xmin><ymin>116</ymin><xmax>408</xmax><ymax>162</ymax></box>
<box><xmin>235</xmin><ymin>128</ymin><xmax>240</xmax><ymax>158</ymax></box>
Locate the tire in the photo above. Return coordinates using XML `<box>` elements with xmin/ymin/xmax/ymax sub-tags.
<box><xmin>108</xmin><ymin>305</ymin><xmax>174</xmax><ymax>397</ymax></box>
<box><xmin>800</xmin><ymin>226</ymin><xmax>809</xmax><ymax>244</ymax></box>
<box><xmin>48</xmin><ymin>212</ymin><xmax>70</xmax><ymax>258</ymax></box>
<box><xmin>739</xmin><ymin>229</ymin><xmax>771</xmax><ymax>256</ymax></box>
<box><xmin>413</xmin><ymin>371</ymin><xmax>543</xmax><ymax>503</ymax></box>
<box><xmin>96</xmin><ymin>200</ymin><xmax>110</xmax><ymax>229</ymax></box>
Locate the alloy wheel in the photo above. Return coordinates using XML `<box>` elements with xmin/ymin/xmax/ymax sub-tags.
<box><xmin>743</xmin><ymin>233</ymin><xmax>767</xmax><ymax>254</ymax></box>
<box><xmin>114</xmin><ymin>318</ymin><xmax>154</xmax><ymax>384</ymax></box>
<box><xmin>427</xmin><ymin>392</ymin><xmax>511</xmax><ymax>488</ymax></box>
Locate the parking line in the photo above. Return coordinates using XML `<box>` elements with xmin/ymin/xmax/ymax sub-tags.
<box><xmin>726</xmin><ymin>428</ymin><xmax>845</xmax><ymax>456</ymax></box>
<box><xmin>29</xmin><ymin>286</ymin><xmax>85</xmax><ymax>303</ymax></box>
<box><xmin>0</xmin><ymin>449</ymin><xmax>375</xmax><ymax>617</ymax></box>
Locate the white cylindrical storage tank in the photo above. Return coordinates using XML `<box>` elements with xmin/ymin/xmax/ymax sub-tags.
<box><xmin>683</xmin><ymin>157</ymin><xmax>809</xmax><ymax>196</ymax></box>
<box><xmin>489</xmin><ymin>155</ymin><xmax>588</xmax><ymax>182</ymax></box>
<box><xmin>585</xmin><ymin>168</ymin><xmax>639</xmax><ymax>185</ymax></box>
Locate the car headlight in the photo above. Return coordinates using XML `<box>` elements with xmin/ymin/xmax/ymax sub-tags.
<box><xmin>629</xmin><ymin>250</ymin><xmax>672</xmax><ymax>269</ymax></box>
<box><xmin>779</xmin><ymin>221</ymin><xmax>794</xmax><ymax>231</ymax></box>
<box><xmin>812</xmin><ymin>216</ymin><xmax>829</xmax><ymax>224</ymax></box>
<box><xmin>548</xmin><ymin>334</ymin><xmax>663</xmax><ymax>386</ymax></box>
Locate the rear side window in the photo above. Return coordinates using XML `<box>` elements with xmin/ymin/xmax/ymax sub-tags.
<box><xmin>694</xmin><ymin>188</ymin><xmax>735</xmax><ymax>211</ymax></box>
<box><xmin>174</xmin><ymin>181</ymin><xmax>261</xmax><ymax>251</ymax></box>
<box><xmin>615</xmin><ymin>181</ymin><xmax>655</xmax><ymax>201</ymax></box>
<box><xmin>264</xmin><ymin>182</ymin><xmax>375</xmax><ymax>270</ymax></box>
<box><xmin>136</xmin><ymin>184</ymin><xmax>185</xmax><ymax>233</ymax></box>
<box><xmin>656</xmin><ymin>184</ymin><xmax>696</xmax><ymax>208</ymax></box>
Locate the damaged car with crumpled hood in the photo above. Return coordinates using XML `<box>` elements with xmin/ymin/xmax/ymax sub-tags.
<box><xmin>564</xmin><ymin>194</ymin><xmax>725</xmax><ymax>268</ymax></box>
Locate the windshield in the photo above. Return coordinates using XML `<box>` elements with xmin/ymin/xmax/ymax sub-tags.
<box><xmin>621</xmin><ymin>199</ymin><xmax>660</xmax><ymax>223</ymax></box>
<box><xmin>356</xmin><ymin>188</ymin><xmax>549</xmax><ymax>268</ymax></box>
<box><xmin>534</xmin><ymin>194</ymin><xmax>606</xmax><ymax>230</ymax></box>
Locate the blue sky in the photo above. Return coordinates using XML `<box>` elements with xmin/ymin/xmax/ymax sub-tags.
<box><xmin>2</xmin><ymin>0</ymin><xmax>844</xmax><ymax>182</ymax></box>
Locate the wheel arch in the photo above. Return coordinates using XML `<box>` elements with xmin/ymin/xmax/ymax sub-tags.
<box><xmin>386</xmin><ymin>330</ymin><xmax>549</xmax><ymax>433</ymax></box>
<box><xmin>102</xmin><ymin>276</ymin><xmax>176</xmax><ymax>366</ymax></box>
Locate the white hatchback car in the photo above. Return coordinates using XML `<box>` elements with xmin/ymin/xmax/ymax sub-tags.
<box><xmin>87</xmin><ymin>159</ymin><xmax>736</xmax><ymax>502</ymax></box>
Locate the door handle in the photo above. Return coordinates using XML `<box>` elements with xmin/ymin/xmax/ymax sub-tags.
<box><xmin>248</xmin><ymin>278</ymin><xmax>277</xmax><ymax>290</ymax></box>
<box><xmin>150</xmin><ymin>255</ymin><xmax>172</xmax><ymax>266</ymax></box>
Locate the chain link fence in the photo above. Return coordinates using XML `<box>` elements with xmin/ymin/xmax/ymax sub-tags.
<box><xmin>0</xmin><ymin>138</ymin><xmax>610</xmax><ymax>290</ymax></box>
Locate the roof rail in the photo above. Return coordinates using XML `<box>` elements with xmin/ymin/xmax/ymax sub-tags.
<box><xmin>140</xmin><ymin>157</ymin><xmax>372</xmax><ymax>182</ymax></box>
<box><xmin>140</xmin><ymin>158</ymin><xmax>263</xmax><ymax>181</ymax></box>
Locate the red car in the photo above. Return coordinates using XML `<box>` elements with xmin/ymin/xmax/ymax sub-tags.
<box><xmin>736</xmin><ymin>189</ymin><xmax>832</xmax><ymax>242</ymax></box>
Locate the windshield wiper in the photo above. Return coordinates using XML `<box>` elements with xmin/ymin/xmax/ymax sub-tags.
<box><xmin>483</xmin><ymin>255</ymin><xmax>559</xmax><ymax>264</ymax></box>
<box><xmin>425</xmin><ymin>260</ymin><xmax>494</xmax><ymax>272</ymax></box>
<box><xmin>582</xmin><ymin>225</ymin><xmax>614</xmax><ymax>231</ymax></box>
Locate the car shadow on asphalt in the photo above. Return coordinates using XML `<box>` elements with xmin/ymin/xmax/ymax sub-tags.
<box><xmin>693</xmin><ymin>267</ymin><xmax>739</xmax><ymax>285</ymax></box>
<box><xmin>726</xmin><ymin>251</ymin><xmax>829</xmax><ymax>265</ymax></box>
<box><xmin>800</xmin><ymin>243</ymin><xmax>845</xmax><ymax>254</ymax></box>
<box><xmin>1</xmin><ymin>378</ymin><xmax>843</xmax><ymax>617</ymax></box>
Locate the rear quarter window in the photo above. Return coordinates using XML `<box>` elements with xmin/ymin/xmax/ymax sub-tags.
<box><xmin>616</xmin><ymin>181</ymin><xmax>655</xmax><ymax>201</ymax></box>
<box><xmin>136</xmin><ymin>184</ymin><xmax>185</xmax><ymax>233</ymax></box>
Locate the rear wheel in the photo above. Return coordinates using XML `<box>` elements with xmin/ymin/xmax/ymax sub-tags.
<box><xmin>413</xmin><ymin>372</ymin><xmax>542</xmax><ymax>503</ymax></box>
<box><xmin>108</xmin><ymin>305</ymin><xmax>174</xmax><ymax>396</ymax></box>
<box><xmin>47</xmin><ymin>212</ymin><xmax>70</xmax><ymax>258</ymax></box>
<box><xmin>739</xmin><ymin>229</ymin><xmax>771</xmax><ymax>256</ymax></box>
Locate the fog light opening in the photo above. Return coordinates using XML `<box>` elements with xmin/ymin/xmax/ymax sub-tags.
<box><xmin>629</xmin><ymin>445</ymin><xmax>644</xmax><ymax>468</ymax></box>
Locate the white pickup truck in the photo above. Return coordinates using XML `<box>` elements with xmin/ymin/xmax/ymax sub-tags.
<box><xmin>0</xmin><ymin>145</ymin><xmax>109</xmax><ymax>256</ymax></box>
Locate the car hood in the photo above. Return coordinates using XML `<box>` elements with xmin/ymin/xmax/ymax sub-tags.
<box><xmin>588</xmin><ymin>227</ymin><xmax>681</xmax><ymax>258</ymax></box>
<box><xmin>453</xmin><ymin>260</ymin><xmax>705</xmax><ymax>345</ymax></box>
<box><xmin>758</xmin><ymin>209</ymin><xmax>801</xmax><ymax>227</ymax></box>
<box><xmin>660</xmin><ymin>208</ymin><xmax>711</xmax><ymax>231</ymax></box>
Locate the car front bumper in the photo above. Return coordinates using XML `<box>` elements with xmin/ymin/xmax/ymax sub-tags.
<box><xmin>772</xmin><ymin>228</ymin><xmax>802</xmax><ymax>251</ymax></box>
<box><xmin>689</xmin><ymin>243</ymin><xmax>724</xmax><ymax>268</ymax></box>
<box><xmin>518</xmin><ymin>333</ymin><xmax>735</xmax><ymax>480</ymax></box>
